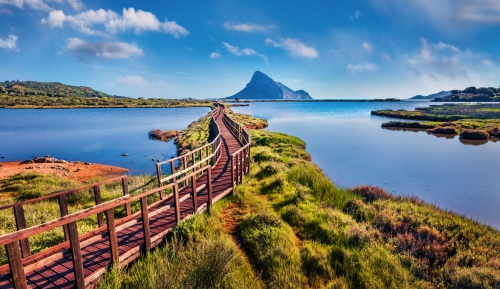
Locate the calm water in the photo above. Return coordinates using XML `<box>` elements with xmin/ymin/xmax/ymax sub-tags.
<box><xmin>231</xmin><ymin>102</ymin><xmax>500</xmax><ymax>228</ymax></box>
<box><xmin>1</xmin><ymin>103</ymin><xmax>499</xmax><ymax>228</ymax></box>
<box><xmin>0</xmin><ymin>107</ymin><xmax>211</xmax><ymax>175</ymax></box>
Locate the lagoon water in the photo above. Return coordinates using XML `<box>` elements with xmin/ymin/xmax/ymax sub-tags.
<box><xmin>231</xmin><ymin>102</ymin><xmax>500</xmax><ymax>229</ymax></box>
<box><xmin>0</xmin><ymin>107</ymin><xmax>211</xmax><ymax>175</ymax></box>
<box><xmin>1</xmin><ymin>102</ymin><xmax>499</xmax><ymax>228</ymax></box>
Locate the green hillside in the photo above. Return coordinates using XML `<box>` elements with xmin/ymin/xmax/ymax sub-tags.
<box><xmin>0</xmin><ymin>80</ymin><xmax>119</xmax><ymax>98</ymax></box>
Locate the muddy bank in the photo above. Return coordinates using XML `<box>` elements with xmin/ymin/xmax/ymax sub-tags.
<box><xmin>0</xmin><ymin>161</ymin><xmax>128</xmax><ymax>182</ymax></box>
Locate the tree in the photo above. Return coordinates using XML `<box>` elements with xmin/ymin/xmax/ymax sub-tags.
<box><xmin>463</xmin><ymin>86</ymin><xmax>477</xmax><ymax>94</ymax></box>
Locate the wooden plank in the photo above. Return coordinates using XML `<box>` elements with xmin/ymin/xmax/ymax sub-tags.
<box><xmin>94</xmin><ymin>186</ymin><xmax>104</xmax><ymax>227</ymax></box>
<box><xmin>231</xmin><ymin>155</ymin><xmax>235</xmax><ymax>187</ymax></box>
<box><xmin>68</xmin><ymin>221</ymin><xmax>85</xmax><ymax>289</ymax></box>
<box><xmin>191</xmin><ymin>175</ymin><xmax>197</xmax><ymax>210</ymax></box>
<box><xmin>5</xmin><ymin>242</ymin><xmax>27</xmax><ymax>289</ymax></box>
<box><xmin>140</xmin><ymin>197</ymin><xmax>151</xmax><ymax>251</ymax></box>
<box><xmin>122</xmin><ymin>178</ymin><xmax>131</xmax><ymax>216</ymax></box>
<box><xmin>156</xmin><ymin>164</ymin><xmax>164</xmax><ymax>200</ymax></box>
<box><xmin>173</xmin><ymin>184</ymin><xmax>180</xmax><ymax>224</ymax></box>
<box><xmin>170</xmin><ymin>157</ymin><xmax>176</xmax><ymax>177</ymax></box>
<box><xmin>59</xmin><ymin>194</ymin><xmax>70</xmax><ymax>241</ymax></box>
<box><xmin>13</xmin><ymin>206</ymin><xmax>30</xmax><ymax>259</ymax></box>
<box><xmin>105</xmin><ymin>209</ymin><xmax>119</xmax><ymax>266</ymax></box>
<box><xmin>239</xmin><ymin>150</ymin><xmax>243</xmax><ymax>184</ymax></box>
<box><xmin>207</xmin><ymin>167</ymin><xmax>213</xmax><ymax>211</ymax></box>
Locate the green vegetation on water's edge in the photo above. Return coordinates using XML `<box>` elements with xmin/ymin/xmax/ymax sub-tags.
<box><xmin>0</xmin><ymin>94</ymin><xmax>214</xmax><ymax>109</ymax></box>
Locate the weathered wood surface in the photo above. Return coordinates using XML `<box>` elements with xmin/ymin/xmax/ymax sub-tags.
<box><xmin>0</xmin><ymin>106</ymin><xmax>249</xmax><ymax>289</ymax></box>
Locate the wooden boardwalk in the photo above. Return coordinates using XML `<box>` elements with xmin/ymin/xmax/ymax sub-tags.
<box><xmin>0</xmin><ymin>106</ymin><xmax>250</xmax><ymax>288</ymax></box>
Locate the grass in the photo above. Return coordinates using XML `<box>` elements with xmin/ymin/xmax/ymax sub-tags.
<box><xmin>175</xmin><ymin>111</ymin><xmax>213</xmax><ymax>155</ymax></box>
<box><xmin>0</xmin><ymin>94</ymin><xmax>215</xmax><ymax>109</ymax></box>
<box><xmin>224</xmin><ymin>107</ymin><xmax>269</xmax><ymax>130</ymax></box>
<box><xmin>97</xmin><ymin>199</ymin><xmax>261</xmax><ymax>289</ymax></box>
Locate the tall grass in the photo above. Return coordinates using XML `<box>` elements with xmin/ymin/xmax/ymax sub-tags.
<box><xmin>97</xmin><ymin>200</ymin><xmax>260</xmax><ymax>289</ymax></box>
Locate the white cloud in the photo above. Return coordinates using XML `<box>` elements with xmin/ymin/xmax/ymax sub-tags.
<box><xmin>451</xmin><ymin>0</ymin><xmax>500</xmax><ymax>24</ymax></box>
<box><xmin>404</xmin><ymin>38</ymin><xmax>497</xmax><ymax>84</ymax></box>
<box><xmin>381</xmin><ymin>53</ymin><xmax>391</xmax><ymax>62</ymax></box>
<box><xmin>349</xmin><ymin>10</ymin><xmax>362</xmax><ymax>20</ymax></box>
<box><xmin>222</xmin><ymin>42</ymin><xmax>268</xmax><ymax>63</ymax></box>
<box><xmin>209</xmin><ymin>52</ymin><xmax>220</xmax><ymax>59</ymax></box>
<box><xmin>41</xmin><ymin>8</ymin><xmax>189</xmax><ymax>38</ymax></box>
<box><xmin>223</xmin><ymin>22</ymin><xmax>274</xmax><ymax>32</ymax></box>
<box><xmin>0</xmin><ymin>0</ymin><xmax>83</xmax><ymax>11</ymax></box>
<box><xmin>65</xmin><ymin>38</ymin><xmax>143</xmax><ymax>60</ymax></box>
<box><xmin>362</xmin><ymin>42</ymin><xmax>373</xmax><ymax>53</ymax></box>
<box><xmin>0</xmin><ymin>34</ymin><xmax>17</xmax><ymax>49</ymax></box>
<box><xmin>67</xmin><ymin>0</ymin><xmax>82</xmax><ymax>10</ymax></box>
<box><xmin>347</xmin><ymin>62</ymin><xmax>377</xmax><ymax>72</ymax></box>
<box><xmin>265</xmin><ymin>38</ymin><xmax>318</xmax><ymax>59</ymax></box>
<box><xmin>116</xmin><ymin>75</ymin><xmax>150</xmax><ymax>88</ymax></box>
<box><xmin>0</xmin><ymin>0</ymin><xmax>51</xmax><ymax>11</ymax></box>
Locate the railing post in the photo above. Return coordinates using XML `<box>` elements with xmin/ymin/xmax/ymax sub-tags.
<box><xmin>140</xmin><ymin>196</ymin><xmax>151</xmax><ymax>251</ymax></box>
<box><xmin>174</xmin><ymin>183</ymin><xmax>181</xmax><ymax>224</ymax></box>
<box><xmin>156</xmin><ymin>164</ymin><xmax>164</xmax><ymax>199</ymax></box>
<box><xmin>247</xmin><ymin>146</ymin><xmax>250</xmax><ymax>174</ymax></box>
<box><xmin>58</xmin><ymin>195</ymin><xmax>69</xmax><ymax>240</ymax></box>
<box><xmin>93</xmin><ymin>185</ymin><xmax>104</xmax><ymax>227</ymax></box>
<box><xmin>6</xmin><ymin>242</ymin><xmax>27</xmax><ymax>289</ymax></box>
<box><xmin>13</xmin><ymin>206</ymin><xmax>30</xmax><ymax>258</ymax></box>
<box><xmin>231</xmin><ymin>155</ymin><xmax>235</xmax><ymax>187</ymax></box>
<box><xmin>205</xmin><ymin>146</ymin><xmax>209</xmax><ymax>166</ymax></box>
<box><xmin>191</xmin><ymin>175</ymin><xmax>197</xmax><ymax>212</ymax></box>
<box><xmin>122</xmin><ymin>178</ymin><xmax>131</xmax><ymax>216</ymax></box>
<box><xmin>170</xmin><ymin>157</ymin><xmax>175</xmax><ymax>177</ymax></box>
<box><xmin>207</xmin><ymin>167</ymin><xmax>213</xmax><ymax>211</ymax></box>
<box><xmin>68</xmin><ymin>221</ymin><xmax>85</xmax><ymax>289</ymax></box>
<box><xmin>240</xmin><ymin>149</ymin><xmax>245</xmax><ymax>184</ymax></box>
<box><xmin>105</xmin><ymin>209</ymin><xmax>119</xmax><ymax>266</ymax></box>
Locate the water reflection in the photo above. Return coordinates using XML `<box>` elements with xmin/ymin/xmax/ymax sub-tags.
<box><xmin>459</xmin><ymin>138</ymin><xmax>488</xmax><ymax>146</ymax></box>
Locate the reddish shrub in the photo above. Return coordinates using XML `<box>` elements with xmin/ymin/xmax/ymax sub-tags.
<box><xmin>349</xmin><ymin>185</ymin><xmax>393</xmax><ymax>202</ymax></box>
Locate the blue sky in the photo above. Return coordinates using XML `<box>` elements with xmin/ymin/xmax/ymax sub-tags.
<box><xmin>0</xmin><ymin>0</ymin><xmax>499</xmax><ymax>99</ymax></box>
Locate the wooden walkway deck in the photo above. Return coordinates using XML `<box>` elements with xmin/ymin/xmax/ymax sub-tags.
<box><xmin>0</xmin><ymin>106</ymin><xmax>250</xmax><ymax>288</ymax></box>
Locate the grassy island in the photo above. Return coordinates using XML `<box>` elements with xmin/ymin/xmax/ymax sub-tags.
<box><xmin>373</xmin><ymin>104</ymin><xmax>500</xmax><ymax>141</ymax></box>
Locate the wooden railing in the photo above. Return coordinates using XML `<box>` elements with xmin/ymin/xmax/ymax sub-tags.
<box><xmin>0</xmin><ymin>104</ymin><xmax>251</xmax><ymax>289</ymax></box>
<box><xmin>0</xmin><ymin>165</ymin><xmax>214</xmax><ymax>289</ymax></box>
<box><xmin>0</xmin><ymin>176</ymin><xmax>130</xmax><ymax>260</ymax></box>
<box><xmin>155</xmin><ymin>107</ymin><xmax>222</xmax><ymax>190</ymax></box>
<box><xmin>222</xmin><ymin>110</ymin><xmax>251</xmax><ymax>187</ymax></box>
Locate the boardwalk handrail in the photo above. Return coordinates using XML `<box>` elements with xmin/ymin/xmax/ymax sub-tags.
<box><xmin>221</xmin><ymin>107</ymin><xmax>251</xmax><ymax>187</ymax></box>
<box><xmin>1</xmin><ymin>164</ymin><xmax>215</xmax><ymax>289</ymax></box>
<box><xmin>0</xmin><ymin>103</ymin><xmax>252</xmax><ymax>289</ymax></box>
<box><xmin>155</xmin><ymin>107</ymin><xmax>223</xmax><ymax>187</ymax></box>
<box><xmin>0</xmin><ymin>175</ymin><xmax>129</xmax><ymax>260</ymax></box>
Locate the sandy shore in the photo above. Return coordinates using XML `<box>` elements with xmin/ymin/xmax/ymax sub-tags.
<box><xmin>0</xmin><ymin>161</ymin><xmax>129</xmax><ymax>182</ymax></box>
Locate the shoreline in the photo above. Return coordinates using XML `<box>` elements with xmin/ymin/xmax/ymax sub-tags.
<box><xmin>0</xmin><ymin>161</ymin><xmax>128</xmax><ymax>182</ymax></box>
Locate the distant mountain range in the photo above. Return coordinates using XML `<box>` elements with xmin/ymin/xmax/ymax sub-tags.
<box><xmin>0</xmin><ymin>80</ymin><xmax>125</xmax><ymax>98</ymax></box>
<box><xmin>226</xmin><ymin>71</ymin><xmax>313</xmax><ymax>100</ymax></box>
<box><xmin>409</xmin><ymin>91</ymin><xmax>451</xmax><ymax>100</ymax></box>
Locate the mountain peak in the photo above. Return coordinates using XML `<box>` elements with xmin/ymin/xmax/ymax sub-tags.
<box><xmin>226</xmin><ymin>71</ymin><xmax>313</xmax><ymax>100</ymax></box>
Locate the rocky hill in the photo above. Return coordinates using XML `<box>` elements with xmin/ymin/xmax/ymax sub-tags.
<box><xmin>409</xmin><ymin>91</ymin><xmax>451</xmax><ymax>100</ymax></box>
<box><xmin>0</xmin><ymin>80</ymin><xmax>124</xmax><ymax>98</ymax></box>
<box><xmin>226</xmin><ymin>71</ymin><xmax>313</xmax><ymax>100</ymax></box>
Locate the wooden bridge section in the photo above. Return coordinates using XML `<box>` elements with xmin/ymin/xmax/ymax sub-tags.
<box><xmin>0</xmin><ymin>105</ymin><xmax>251</xmax><ymax>289</ymax></box>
